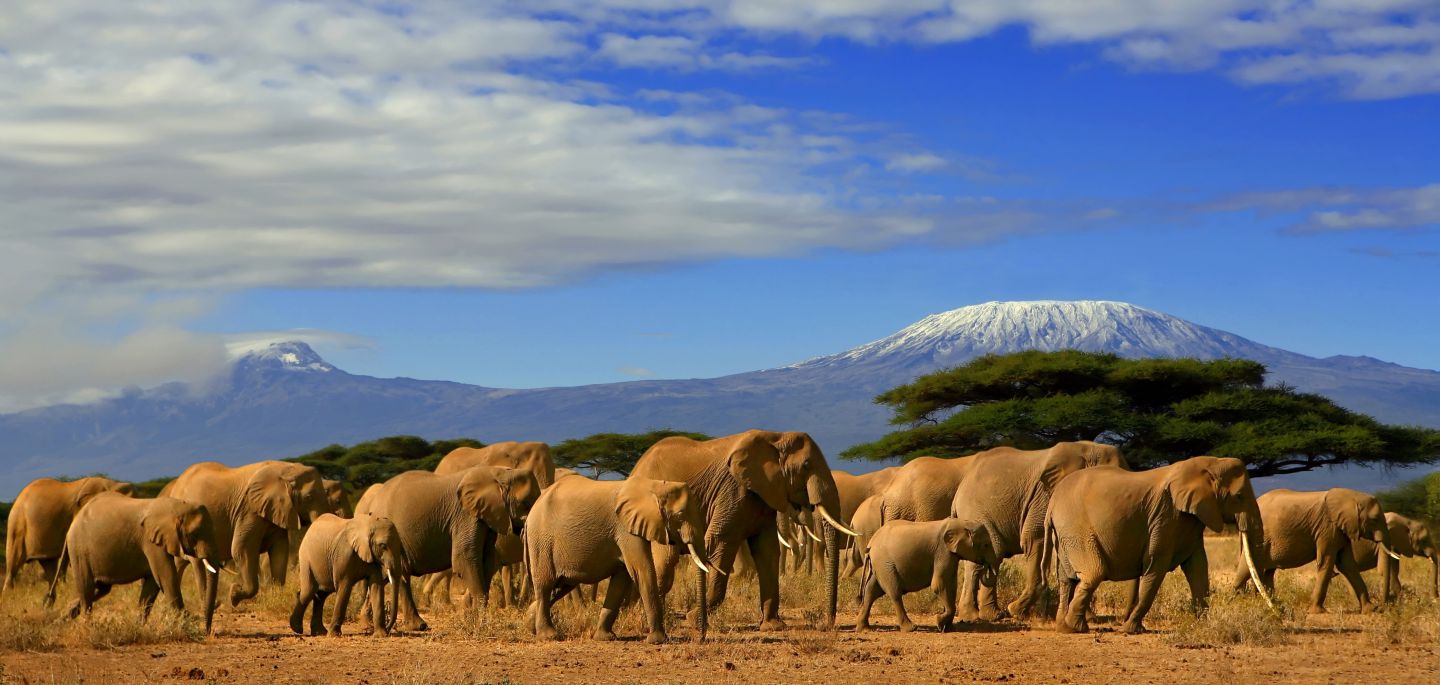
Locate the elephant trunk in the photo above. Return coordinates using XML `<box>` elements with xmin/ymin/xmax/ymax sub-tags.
<box><xmin>386</xmin><ymin>574</ymin><xmax>399</xmax><ymax>633</ymax></box>
<box><xmin>203</xmin><ymin>562</ymin><xmax>220</xmax><ymax>635</ymax></box>
<box><xmin>696</xmin><ymin>566</ymin><xmax>708</xmax><ymax>643</ymax></box>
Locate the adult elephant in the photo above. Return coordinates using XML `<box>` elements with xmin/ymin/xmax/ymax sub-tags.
<box><xmin>358</xmin><ymin>465</ymin><xmax>539</xmax><ymax>631</ymax></box>
<box><xmin>631</xmin><ymin>430</ymin><xmax>857</xmax><ymax>631</ymax></box>
<box><xmin>846</xmin><ymin>495</ymin><xmax>884</xmax><ymax>579</ymax></box>
<box><xmin>1050</xmin><ymin>456</ymin><xmax>1269</xmax><ymax>634</ymax></box>
<box><xmin>1381</xmin><ymin>512</ymin><xmax>1439</xmax><ymax>599</ymax></box>
<box><xmin>161</xmin><ymin>460</ymin><xmax>330</xmax><ymax>606</ymax></box>
<box><xmin>878</xmin><ymin>456</ymin><xmax>979</xmax><ymax>524</ymax></box>
<box><xmin>951</xmin><ymin>441</ymin><xmax>1127</xmax><ymax>620</ymax></box>
<box><xmin>4</xmin><ymin>476</ymin><xmax>134</xmax><ymax>596</ymax></box>
<box><xmin>434</xmin><ymin>441</ymin><xmax>557</xmax><ymax>606</ymax></box>
<box><xmin>1229</xmin><ymin>487</ymin><xmax>1395</xmax><ymax>614</ymax></box>
<box><xmin>282</xmin><ymin>478</ymin><xmax>352</xmax><ymax>574</ymax></box>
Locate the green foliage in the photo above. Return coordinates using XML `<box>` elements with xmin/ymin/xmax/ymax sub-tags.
<box><xmin>287</xmin><ymin>435</ymin><xmax>484</xmax><ymax>488</ymax></box>
<box><xmin>1376</xmin><ymin>471</ymin><xmax>1440</xmax><ymax>522</ymax></box>
<box><xmin>846</xmin><ymin>351</ymin><xmax>1440</xmax><ymax>478</ymax></box>
<box><xmin>552</xmin><ymin>430</ymin><xmax>713</xmax><ymax>478</ymax></box>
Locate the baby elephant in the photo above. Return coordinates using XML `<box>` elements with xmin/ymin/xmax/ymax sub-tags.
<box><xmin>56</xmin><ymin>493</ymin><xmax>223</xmax><ymax>634</ymax></box>
<box><xmin>857</xmin><ymin>518</ymin><xmax>998</xmax><ymax>633</ymax></box>
<box><xmin>291</xmin><ymin>514</ymin><xmax>406</xmax><ymax>637</ymax></box>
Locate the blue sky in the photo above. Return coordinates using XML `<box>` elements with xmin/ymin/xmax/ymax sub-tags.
<box><xmin>1</xmin><ymin>2</ymin><xmax>1438</xmax><ymax>407</ymax></box>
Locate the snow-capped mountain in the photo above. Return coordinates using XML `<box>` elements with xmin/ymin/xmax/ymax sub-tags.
<box><xmin>1</xmin><ymin>301</ymin><xmax>1437</xmax><ymax>496</ymax></box>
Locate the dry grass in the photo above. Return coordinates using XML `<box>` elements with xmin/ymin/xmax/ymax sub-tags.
<box><xmin>3</xmin><ymin>536</ymin><xmax>1438</xmax><ymax>656</ymax></box>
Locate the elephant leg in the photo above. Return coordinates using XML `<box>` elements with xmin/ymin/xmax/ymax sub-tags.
<box><xmin>497</xmin><ymin>564</ymin><xmax>512</xmax><ymax>609</ymax></box>
<box><xmin>622</xmin><ymin>536</ymin><xmax>668</xmax><ymax>644</ymax></box>
<box><xmin>311</xmin><ymin>590</ymin><xmax>330</xmax><ymax>637</ymax></box>
<box><xmin>977</xmin><ymin>566</ymin><xmax>1004</xmax><ymax>621</ymax></box>
<box><xmin>1059</xmin><ymin>575</ymin><xmax>1097</xmax><ymax>634</ymax></box>
<box><xmin>881</xmin><ymin>573</ymin><xmax>914</xmax><ymax>633</ymax></box>
<box><xmin>397</xmin><ymin>575</ymin><xmax>428</xmax><ymax>632</ymax></box>
<box><xmin>1310</xmin><ymin>553</ymin><xmax>1337</xmax><ymax>613</ymax></box>
<box><xmin>595</xmin><ymin>569</ymin><xmax>635</xmax><ymax>642</ymax></box>
<box><xmin>1180</xmin><ymin>549</ymin><xmax>1210</xmax><ymax>614</ymax></box>
<box><xmin>1008</xmin><ymin>546</ymin><xmax>1045</xmax><ymax>618</ymax></box>
<box><xmin>749</xmin><ymin>526</ymin><xmax>786</xmax><ymax>631</ymax></box>
<box><xmin>936</xmin><ymin>561</ymin><xmax>958</xmax><ymax>633</ymax></box>
<box><xmin>855</xmin><ymin>566</ymin><xmax>880</xmax><ymax>631</ymax></box>
<box><xmin>957</xmin><ymin>561</ymin><xmax>981</xmax><ymax>620</ymax></box>
<box><xmin>291</xmin><ymin>569</ymin><xmax>317</xmax><ymax>635</ymax></box>
<box><xmin>1122</xmin><ymin>571</ymin><xmax>1166</xmax><ymax>634</ymax></box>
<box><xmin>38</xmin><ymin>558</ymin><xmax>61</xmax><ymax>595</ymax></box>
<box><xmin>1335</xmin><ymin>553</ymin><xmax>1372</xmax><ymax>613</ymax></box>
<box><xmin>153</xmin><ymin>556</ymin><xmax>187</xmax><ymax>614</ymax></box>
<box><xmin>137</xmin><ymin>576</ymin><xmax>160</xmax><ymax>619</ymax></box>
<box><xmin>264</xmin><ymin>528</ymin><xmax>291</xmax><ymax>586</ymax></box>
<box><xmin>328</xmin><ymin>577</ymin><xmax>356</xmax><ymax>637</ymax></box>
<box><xmin>1</xmin><ymin>532</ymin><xmax>23</xmax><ymax>594</ymax></box>
<box><xmin>532</xmin><ymin>563</ymin><xmax>562</xmax><ymax>641</ymax></box>
<box><xmin>1113</xmin><ymin>578</ymin><xmax>1139</xmax><ymax>623</ymax></box>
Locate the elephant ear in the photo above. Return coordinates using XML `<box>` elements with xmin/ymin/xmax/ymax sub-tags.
<box><xmin>244</xmin><ymin>466</ymin><xmax>301</xmax><ymax>529</ymax></box>
<box><xmin>348</xmin><ymin>518</ymin><xmax>376</xmax><ymax>565</ymax></box>
<box><xmin>142</xmin><ymin>508</ymin><xmax>187</xmax><ymax>558</ymax></box>
<box><xmin>942</xmin><ymin>521</ymin><xmax>972</xmax><ymax>556</ymax></box>
<box><xmin>616</xmin><ymin>478</ymin><xmax>669</xmax><ymax>543</ymax></box>
<box><xmin>1168</xmin><ymin>466</ymin><xmax>1225</xmax><ymax>533</ymax></box>
<box><xmin>457</xmin><ymin>469</ymin><xmax>510</xmax><ymax>533</ymax></box>
<box><xmin>1324</xmin><ymin>490</ymin><xmax>1364</xmax><ymax>541</ymax></box>
<box><xmin>728</xmin><ymin>438</ymin><xmax>789</xmax><ymax>513</ymax></box>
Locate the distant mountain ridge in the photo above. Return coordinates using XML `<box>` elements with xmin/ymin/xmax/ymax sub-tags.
<box><xmin>2</xmin><ymin>300</ymin><xmax>1437</xmax><ymax>497</ymax></box>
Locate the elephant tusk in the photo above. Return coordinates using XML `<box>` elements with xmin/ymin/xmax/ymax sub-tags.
<box><xmin>1240</xmin><ymin>531</ymin><xmax>1275</xmax><ymax>609</ymax></box>
<box><xmin>686</xmin><ymin>543</ymin><xmax>711</xmax><ymax>574</ymax></box>
<box><xmin>804</xmin><ymin>526</ymin><xmax>822</xmax><ymax>543</ymax></box>
<box><xmin>203</xmin><ymin>559</ymin><xmax>218</xmax><ymax>575</ymax></box>
<box><xmin>776</xmin><ymin>531</ymin><xmax>793</xmax><ymax>550</ymax></box>
<box><xmin>386</xmin><ymin>569</ymin><xmax>394</xmax><ymax>585</ymax></box>
<box><xmin>817</xmin><ymin>505</ymin><xmax>860</xmax><ymax>537</ymax></box>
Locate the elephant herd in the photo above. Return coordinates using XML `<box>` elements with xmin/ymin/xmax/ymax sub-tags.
<box><xmin>3</xmin><ymin>433</ymin><xmax>1437</xmax><ymax>646</ymax></box>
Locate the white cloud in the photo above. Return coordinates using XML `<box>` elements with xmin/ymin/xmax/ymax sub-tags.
<box><xmin>886</xmin><ymin>153</ymin><xmax>948</xmax><ymax>173</ymax></box>
<box><xmin>223</xmin><ymin>330</ymin><xmax>376</xmax><ymax>359</ymax></box>
<box><xmin>1207</xmin><ymin>184</ymin><xmax>1440</xmax><ymax>233</ymax></box>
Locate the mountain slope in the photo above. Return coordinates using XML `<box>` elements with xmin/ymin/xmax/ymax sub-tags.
<box><xmin>2</xmin><ymin>300</ymin><xmax>1437</xmax><ymax>496</ymax></box>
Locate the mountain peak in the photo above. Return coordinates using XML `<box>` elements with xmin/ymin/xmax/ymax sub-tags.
<box><xmin>790</xmin><ymin>299</ymin><xmax>1281</xmax><ymax>371</ymax></box>
<box><xmin>230</xmin><ymin>340</ymin><xmax>336</xmax><ymax>373</ymax></box>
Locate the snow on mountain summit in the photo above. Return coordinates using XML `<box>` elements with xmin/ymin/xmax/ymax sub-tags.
<box><xmin>227</xmin><ymin>340</ymin><xmax>335</xmax><ymax>373</ymax></box>
<box><xmin>791</xmin><ymin>300</ymin><xmax>1280</xmax><ymax>371</ymax></box>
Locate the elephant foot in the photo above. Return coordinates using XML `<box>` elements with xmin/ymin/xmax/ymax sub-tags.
<box><xmin>536</xmin><ymin>625</ymin><xmax>562</xmax><ymax>641</ymax></box>
<box><xmin>399</xmin><ymin>618</ymin><xmax>429</xmax><ymax>632</ymax></box>
<box><xmin>898</xmin><ymin>621</ymin><xmax>916</xmax><ymax>633</ymax></box>
<box><xmin>1306</xmin><ymin>605</ymin><xmax>1328</xmax><ymax>615</ymax></box>
<box><xmin>1005</xmin><ymin>598</ymin><xmax>1036</xmax><ymax>619</ymax></box>
<box><xmin>937</xmin><ymin>617</ymin><xmax>954</xmax><ymax>634</ymax></box>
<box><xmin>978</xmin><ymin>606</ymin><xmax>1008</xmax><ymax>622</ymax></box>
<box><xmin>1056</xmin><ymin>613</ymin><xmax>1088</xmax><ymax>634</ymax></box>
<box><xmin>644</xmin><ymin>631</ymin><xmax>669</xmax><ymax>645</ymax></box>
<box><xmin>592</xmin><ymin>628</ymin><xmax>617</xmax><ymax>642</ymax></box>
<box><xmin>289</xmin><ymin>613</ymin><xmax>305</xmax><ymax>635</ymax></box>
<box><xmin>955</xmin><ymin>607</ymin><xmax>980</xmax><ymax>622</ymax></box>
<box><xmin>1121</xmin><ymin>620</ymin><xmax>1146</xmax><ymax>635</ymax></box>
<box><xmin>854</xmin><ymin>621</ymin><xmax>870</xmax><ymax>633</ymax></box>
<box><xmin>372</xmin><ymin>626</ymin><xmax>389</xmax><ymax>638</ymax></box>
<box><xmin>327</xmin><ymin>627</ymin><xmax>343</xmax><ymax>637</ymax></box>
<box><xmin>1358</xmin><ymin>604</ymin><xmax>1374</xmax><ymax>615</ymax></box>
<box><xmin>760</xmin><ymin>618</ymin><xmax>788</xmax><ymax>632</ymax></box>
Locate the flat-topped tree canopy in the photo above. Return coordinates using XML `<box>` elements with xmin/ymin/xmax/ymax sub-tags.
<box><xmin>843</xmin><ymin>350</ymin><xmax>1440</xmax><ymax>479</ymax></box>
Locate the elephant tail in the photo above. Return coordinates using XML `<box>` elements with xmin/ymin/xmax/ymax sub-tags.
<box><xmin>44</xmin><ymin>536</ymin><xmax>68</xmax><ymax>608</ymax></box>
<box><xmin>857</xmin><ymin>550</ymin><xmax>874</xmax><ymax>605</ymax></box>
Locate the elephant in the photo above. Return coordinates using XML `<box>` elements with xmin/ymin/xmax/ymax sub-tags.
<box><xmin>526</xmin><ymin>475</ymin><xmax>712</xmax><ymax>644</ymax></box>
<box><xmin>52</xmin><ymin>493</ymin><xmax>223</xmax><ymax>634</ymax></box>
<box><xmin>877</xmin><ymin>456</ymin><xmax>979</xmax><ymax>524</ymax></box>
<box><xmin>160</xmin><ymin>460</ymin><xmax>330</xmax><ymax>607</ymax></box>
<box><xmin>950</xmin><ymin>441</ymin><xmax>1127</xmax><ymax>620</ymax></box>
<box><xmin>1381</xmin><ymin>512</ymin><xmax>1439</xmax><ymax>600</ymax></box>
<box><xmin>282</xmin><ymin>478</ymin><xmax>352</xmax><ymax>575</ymax></box>
<box><xmin>1050</xmin><ymin>457</ymin><xmax>1268</xmax><ymax>634</ymax></box>
<box><xmin>290</xmin><ymin>513</ymin><xmax>407</xmax><ymax>637</ymax></box>
<box><xmin>433</xmin><ymin>441</ymin><xmax>556</xmax><ymax>606</ymax></box>
<box><xmin>856</xmin><ymin>518</ymin><xmax>1000</xmax><ymax>633</ymax></box>
<box><xmin>630</xmin><ymin>429</ymin><xmax>857</xmax><ymax>631</ymax></box>
<box><xmin>1229</xmin><ymin>487</ymin><xmax>1395</xmax><ymax>614</ymax></box>
<box><xmin>356</xmin><ymin>465</ymin><xmax>539</xmax><ymax>631</ymax></box>
<box><xmin>4</xmin><ymin>476</ymin><xmax>134</xmax><ymax>595</ymax></box>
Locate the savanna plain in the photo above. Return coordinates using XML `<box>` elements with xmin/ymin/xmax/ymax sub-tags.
<box><xmin>2</xmin><ymin>537</ymin><xmax>1437</xmax><ymax>684</ymax></box>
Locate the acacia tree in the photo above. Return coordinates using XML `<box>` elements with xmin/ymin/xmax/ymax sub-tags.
<box><xmin>843</xmin><ymin>350</ymin><xmax>1440</xmax><ymax>478</ymax></box>
<box><xmin>553</xmin><ymin>429</ymin><xmax>713</xmax><ymax>478</ymax></box>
